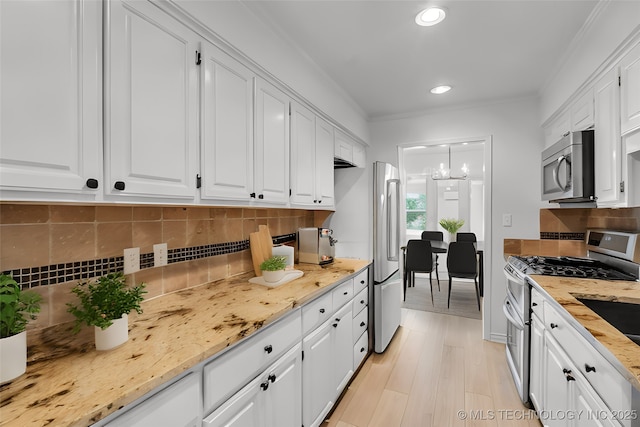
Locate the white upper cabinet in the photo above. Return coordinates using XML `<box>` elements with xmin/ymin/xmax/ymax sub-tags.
<box><xmin>0</xmin><ymin>0</ymin><xmax>102</xmax><ymax>200</ymax></box>
<box><xmin>314</xmin><ymin>117</ymin><xmax>335</xmax><ymax>207</ymax></box>
<box><xmin>290</xmin><ymin>102</ymin><xmax>334</xmax><ymax>208</ymax></box>
<box><xmin>570</xmin><ymin>88</ymin><xmax>595</xmax><ymax>131</ymax></box>
<box><xmin>200</xmin><ymin>41</ymin><xmax>255</xmax><ymax>202</ymax></box>
<box><xmin>620</xmin><ymin>41</ymin><xmax>640</xmax><ymax>135</ymax></box>
<box><xmin>594</xmin><ymin>67</ymin><xmax>623</xmax><ymax>206</ymax></box>
<box><xmin>334</xmin><ymin>130</ymin><xmax>354</xmax><ymax>164</ymax></box>
<box><xmin>290</xmin><ymin>102</ymin><xmax>318</xmax><ymax>206</ymax></box>
<box><xmin>254</xmin><ymin>78</ymin><xmax>290</xmax><ymax>205</ymax></box>
<box><xmin>544</xmin><ymin>111</ymin><xmax>570</xmax><ymax>148</ymax></box>
<box><xmin>104</xmin><ymin>0</ymin><xmax>198</xmax><ymax>200</ymax></box>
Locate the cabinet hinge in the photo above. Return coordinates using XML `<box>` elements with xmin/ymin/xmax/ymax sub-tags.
<box><xmin>196</xmin><ymin>174</ymin><xmax>202</xmax><ymax>189</ymax></box>
<box><xmin>620</xmin><ymin>181</ymin><xmax>625</xmax><ymax>193</ymax></box>
<box><xmin>196</xmin><ymin>50</ymin><xmax>202</xmax><ymax>65</ymax></box>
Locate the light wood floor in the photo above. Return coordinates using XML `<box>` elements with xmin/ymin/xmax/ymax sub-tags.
<box><xmin>322</xmin><ymin>308</ymin><xmax>542</xmax><ymax>427</ymax></box>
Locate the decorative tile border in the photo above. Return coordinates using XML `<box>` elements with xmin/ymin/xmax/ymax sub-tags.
<box><xmin>3</xmin><ymin>233</ymin><xmax>297</xmax><ymax>289</ymax></box>
<box><xmin>540</xmin><ymin>232</ymin><xmax>585</xmax><ymax>241</ymax></box>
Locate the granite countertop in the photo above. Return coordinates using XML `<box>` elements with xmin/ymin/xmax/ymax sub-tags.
<box><xmin>0</xmin><ymin>258</ymin><xmax>371</xmax><ymax>427</ymax></box>
<box><xmin>528</xmin><ymin>274</ymin><xmax>640</xmax><ymax>390</ymax></box>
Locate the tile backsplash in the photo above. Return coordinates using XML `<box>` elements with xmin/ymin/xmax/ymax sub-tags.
<box><xmin>0</xmin><ymin>204</ymin><xmax>322</xmax><ymax>332</ymax></box>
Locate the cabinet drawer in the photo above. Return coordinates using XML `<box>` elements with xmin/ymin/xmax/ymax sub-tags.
<box><xmin>352</xmin><ymin>307</ymin><xmax>368</xmax><ymax>340</ymax></box>
<box><xmin>105</xmin><ymin>373</ymin><xmax>200</xmax><ymax>427</ymax></box>
<box><xmin>544</xmin><ymin>301</ymin><xmax>631</xmax><ymax>413</ymax></box>
<box><xmin>302</xmin><ymin>292</ymin><xmax>333</xmax><ymax>335</ymax></box>
<box><xmin>352</xmin><ymin>287</ymin><xmax>368</xmax><ymax>317</ymax></box>
<box><xmin>531</xmin><ymin>287</ymin><xmax>544</xmax><ymax>321</ymax></box>
<box><xmin>332</xmin><ymin>279</ymin><xmax>354</xmax><ymax>310</ymax></box>
<box><xmin>353</xmin><ymin>330</ymin><xmax>368</xmax><ymax>369</ymax></box>
<box><xmin>203</xmin><ymin>309</ymin><xmax>302</xmax><ymax>414</ymax></box>
<box><xmin>353</xmin><ymin>269</ymin><xmax>368</xmax><ymax>295</ymax></box>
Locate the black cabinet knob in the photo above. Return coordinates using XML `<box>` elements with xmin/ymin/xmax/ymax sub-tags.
<box><xmin>86</xmin><ymin>178</ymin><xmax>99</xmax><ymax>189</ymax></box>
<box><xmin>585</xmin><ymin>364</ymin><xmax>596</xmax><ymax>373</ymax></box>
<box><xmin>360</xmin><ymin>321</ymin><xmax>366</xmax><ymax>327</ymax></box>
<box><xmin>260</xmin><ymin>381</ymin><xmax>269</xmax><ymax>391</ymax></box>
<box><xmin>268</xmin><ymin>374</ymin><xmax>276</xmax><ymax>383</ymax></box>
<box><xmin>319</xmin><ymin>308</ymin><xmax>325</xmax><ymax>314</ymax></box>
<box><xmin>258</xmin><ymin>194</ymin><xmax>264</xmax><ymax>199</ymax></box>
<box><xmin>360</xmin><ymin>347</ymin><xmax>365</xmax><ymax>353</ymax></box>
<box><xmin>114</xmin><ymin>181</ymin><xmax>125</xmax><ymax>191</ymax></box>
<box><xmin>360</xmin><ymin>300</ymin><xmax>365</xmax><ymax>304</ymax></box>
<box><xmin>532</xmin><ymin>302</ymin><xmax>538</xmax><ymax>307</ymax></box>
<box><xmin>250</xmin><ymin>193</ymin><xmax>256</xmax><ymax>198</ymax></box>
<box><xmin>264</xmin><ymin>344</ymin><xmax>273</xmax><ymax>354</ymax></box>
<box><xmin>550</xmin><ymin>323</ymin><xmax>558</xmax><ymax>329</ymax></box>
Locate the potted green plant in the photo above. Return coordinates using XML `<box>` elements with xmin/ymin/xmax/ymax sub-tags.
<box><xmin>438</xmin><ymin>218</ymin><xmax>465</xmax><ymax>242</ymax></box>
<box><xmin>67</xmin><ymin>272</ymin><xmax>146</xmax><ymax>351</ymax></box>
<box><xmin>0</xmin><ymin>274</ymin><xmax>41</xmax><ymax>383</ymax></box>
<box><xmin>259</xmin><ymin>255</ymin><xmax>288</xmax><ymax>283</ymax></box>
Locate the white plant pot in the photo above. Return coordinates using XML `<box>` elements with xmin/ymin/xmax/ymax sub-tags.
<box><xmin>0</xmin><ymin>331</ymin><xmax>27</xmax><ymax>384</ymax></box>
<box><xmin>262</xmin><ymin>269</ymin><xmax>286</xmax><ymax>283</ymax></box>
<box><xmin>94</xmin><ymin>314</ymin><xmax>129</xmax><ymax>351</ymax></box>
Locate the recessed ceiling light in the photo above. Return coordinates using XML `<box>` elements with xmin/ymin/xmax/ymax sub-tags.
<box><xmin>415</xmin><ymin>7</ymin><xmax>446</xmax><ymax>26</ymax></box>
<box><xmin>430</xmin><ymin>85</ymin><xmax>452</xmax><ymax>94</ymax></box>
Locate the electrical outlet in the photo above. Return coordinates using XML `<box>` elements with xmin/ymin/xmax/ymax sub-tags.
<box><xmin>503</xmin><ymin>213</ymin><xmax>512</xmax><ymax>227</ymax></box>
<box><xmin>154</xmin><ymin>243</ymin><xmax>168</xmax><ymax>267</ymax></box>
<box><xmin>123</xmin><ymin>247</ymin><xmax>140</xmax><ymax>274</ymax></box>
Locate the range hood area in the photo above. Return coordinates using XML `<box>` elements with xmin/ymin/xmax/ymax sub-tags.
<box><xmin>334</xmin><ymin>157</ymin><xmax>358</xmax><ymax>168</ymax></box>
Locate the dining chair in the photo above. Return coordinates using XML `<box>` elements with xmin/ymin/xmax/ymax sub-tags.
<box><xmin>446</xmin><ymin>241</ymin><xmax>481</xmax><ymax>310</ymax></box>
<box><xmin>404</xmin><ymin>239</ymin><xmax>435</xmax><ymax>304</ymax></box>
<box><xmin>420</xmin><ymin>231</ymin><xmax>443</xmax><ymax>290</ymax></box>
<box><xmin>456</xmin><ymin>232</ymin><xmax>477</xmax><ymax>243</ymax></box>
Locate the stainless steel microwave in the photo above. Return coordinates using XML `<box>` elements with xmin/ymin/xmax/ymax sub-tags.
<box><xmin>541</xmin><ymin>130</ymin><xmax>595</xmax><ymax>203</ymax></box>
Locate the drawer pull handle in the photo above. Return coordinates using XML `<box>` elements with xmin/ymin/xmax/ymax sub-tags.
<box><xmin>360</xmin><ymin>347</ymin><xmax>365</xmax><ymax>353</ymax></box>
<box><xmin>86</xmin><ymin>178</ymin><xmax>99</xmax><ymax>189</ymax></box>
<box><xmin>360</xmin><ymin>321</ymin><xmax>366</xmax><ymax>327</ymax></box>
<box><xmin>114</xmin><ymin>181</ymin><xmax>125</xmax><ymax>191</ymax></box>
<box><xmin>264</xmin><ymin>344</ymin><xmax>273</xmax><ymax>354</ymax></box>
<box><xmin>344</xmin><ymin>291</ymin><xmax>348</xmax><ymax>295</ymax></box>
<box><xmin>585</xmin><ymin>364</ymin><xmax>596</xmax><ymax>373</ymax></box>
<box><xmin>360</xmin><ymin>300</ymin><xmax>365</xmax><ymax>304</ymax></box>
<box><xmin>260</xmin><ymin>381</ymin><xmax>269</xmax><ymax>391</ymax></box>
<box><xmin>268</xmin><ymin>374</ymin><xmax>277</xmax><ymax>383</ymax></box>
<box><xmin>563</xmin><ymin>368</ymin><xmax>575</xmax><ymax>382</ymax></box>
<box><xmin>319</xmin><ymin>308</ymin><xmax>325</xmax><ymax>314</ymax></box>
<box><xmin>532</xmin><ymin>302</ymin><xmax>537</xmax><ymax>307</ymax></box>
<box><xmin>550</xmin><ymin>323</ymin><xmax>558</xmax><ymax>329</ymax></box>
<box><xmin>360</xmin><ymin>280</ymin><xmax>365</xmax><ymax>284</ymax></box>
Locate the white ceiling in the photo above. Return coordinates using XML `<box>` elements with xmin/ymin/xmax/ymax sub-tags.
<box><xmin>243</xmin><ymin>0</ymin><xmax>599</xmax><ymax>120</ymax></box>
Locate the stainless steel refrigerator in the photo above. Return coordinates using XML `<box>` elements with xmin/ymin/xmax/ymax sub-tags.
<box><xmin>373</xmin><ymin>161</ymin><xmax>402</xmax><ymax>353</ymax></box>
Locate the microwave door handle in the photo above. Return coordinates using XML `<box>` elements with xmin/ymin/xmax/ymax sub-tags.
<box><xmin>553</xmin><ymin>155</ymin><xmax>570</xmax><ymax>191</ymax></box>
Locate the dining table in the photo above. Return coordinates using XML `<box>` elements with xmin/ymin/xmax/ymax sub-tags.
<box><xmin>401</xmin><ymin>239</ymin><xmax>484</xmax><ymax>296</ymax></box>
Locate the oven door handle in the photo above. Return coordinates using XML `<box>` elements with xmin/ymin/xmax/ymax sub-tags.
<box><xmin>503</xmin><ymin>266</ymin><xmax>525</xmax><ymax>286</ymax></box>
<box><xmin>503</xmin><ymin>298</ymin><xmax>524</xmax><ymax>330</ymax></box>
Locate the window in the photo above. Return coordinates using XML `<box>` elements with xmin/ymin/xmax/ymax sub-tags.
<box><xmin>406</xmin><ymin>193</ymin><xmax>426</xmax><ymax>230</ymax></box>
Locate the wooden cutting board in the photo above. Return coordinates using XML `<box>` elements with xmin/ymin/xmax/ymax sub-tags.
<box><xmin>250</xmin><ymin>225</ymin><xmax>273</xmax><ymax>276</ymax></box>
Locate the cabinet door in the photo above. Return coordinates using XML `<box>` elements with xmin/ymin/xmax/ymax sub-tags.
<box><xmin>0</xmin><ymin>0</ymin><xmax>102</xmax><ymax>199</ymax></box>
<box><xmin>255</xmin><ymin>79</ymin><xmax>289</xmax><ymax>204</ymax></box>
<box><xmin>332</xmin><ymin>302</ymin><xmax>354</xmax><ymax>396</ymax></box>
<box><xmin>264</xmin><ymin>344</ymin><xmax>302</xmax><ymax>427</ymax></box>
<box><xmin>106</xmin><ymin>373</ymin><xmax>201</xmax><ymax>427</ymax></box>
<box><xmin>203</xmin><ymin>374</ymin><xmax>264</xmax><ymax>427</ymax></box>
<box><xmin>594</xmin><ymin>67</ymin><xmax>623</xmax><ymax>206</ymax></box>
<box><xmin>543</xmin><ymin>334</ymin><xmax>573</xmax><ymax>427</ymax></box>
<box><xmin>105</xmin><ymin>0</ymin><xmax>198</xmax><ymax>199</ymax></box>
<box><xmin>529</xmin><ymin>314</ymin><xmax>544</xmax><ymax>412</ymax></box>
<box><xmin>315</xmin><ymin>117</ymin><xmax>335</xmax><ymax>207</ymax></box>
<box><xmin>302</xmin><ymin>320</ymin><xmax>334</xmax><ymax>427</ymax></box>
<box><xmin>571</xmin><ymin>89</ymin><xmax>595</xmax><ymax>131</ymax></box>
<box><xmin>290</xmin><ymin>102</ymin><xmax>316</xmax><ymax>205</ymax></box>
<box><xmin>620</xmin><ymin>42</ymin><xmax>640</xmax><ymax>135</ymax></box>
<box><xmin>200</xmin><ymin>41</ymin><xmax>254</xmax><ymax>202</ymax></box>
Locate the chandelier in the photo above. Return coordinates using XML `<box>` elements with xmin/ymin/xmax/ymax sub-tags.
<box><xmin>431</xmin><ymin>146</ymin><xmax>468</xmax><ymax>180</ymax></box>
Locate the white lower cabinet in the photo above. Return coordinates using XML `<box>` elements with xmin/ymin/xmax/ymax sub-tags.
<box><xmin>203</xmin><ymin>343</ymin><xmax>302</xmax><ymax>427</ymax></box>
<box><xmin>104</xmin><ymin>373</ymin><xmax>201</xmax><ymax>427</ymax></box>
<box><xmin>531</xmin><ymin>287</ymin><xmax>633</xmax><ymax>427</ymax></box>
<box><xmin>302</xmin><ymin>318</ymin><xmax>336</xmax><ymax>427</ymax></box>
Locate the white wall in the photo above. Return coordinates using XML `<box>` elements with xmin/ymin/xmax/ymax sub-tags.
<box><xmin>540</xmin><ymin>1</ymin><xmax>640</xmax><ymax>123</ymax></box>
<box><xmin>367</xmin><ymin>97</ymin><xmax>544</xmax><ymax>341</ymax></box>
<box><xmin>174</xmin><ymin>0</ymin><xmax>370</xmax><ymax>143</ymax></box>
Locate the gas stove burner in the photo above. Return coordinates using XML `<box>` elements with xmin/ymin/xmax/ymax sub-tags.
<box><xmin>512</xmin><ymin>255</ymin><xmax>638</xmax><ymax>281</ymax></box>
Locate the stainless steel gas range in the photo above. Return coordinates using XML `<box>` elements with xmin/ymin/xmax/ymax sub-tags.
<box><xmin>503</xmin><ymin>229</ymin><xmax>640</xmax><ymax>407</ymax></box>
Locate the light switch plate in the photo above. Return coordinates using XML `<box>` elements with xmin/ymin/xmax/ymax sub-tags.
<box><xmin>154</xmin><ymin>243</ymin><xmax>168</xmax><ymax>267</ymax></box>
<box><xmin>123</xmin><ymin>247</ymin><xmax>140</xmax><ymax>274</ymax></box>
<box><xmin>502</xmin><ymin>213</ymin><xmax>512</xmax><ymax>227</ymax></box>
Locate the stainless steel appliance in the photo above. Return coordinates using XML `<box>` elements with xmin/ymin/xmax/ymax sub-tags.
<box><xmin>298</xmin><ymin>227</ymin><xmax>335</xmax><ymax>265</ymax></box>
<box><xmin>503</xmin><ymin>229</ymin><xmax>640</xmax><ymax>407</ymax></box>
<box><xmin>541</xmin><ymin>130</ymin><xmax>595</xmax><ymax>203</ymax></box>
<box><xmin>373</xmin><ymin>161</ymin><xmax>402</xmax><ymax>353</ymax></box>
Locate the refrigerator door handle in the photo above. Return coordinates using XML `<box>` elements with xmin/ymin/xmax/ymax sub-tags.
<box><xmin>386</xmin><ymin>178</ymin><xmax>400</xmax><ymax>261</ymax></box>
